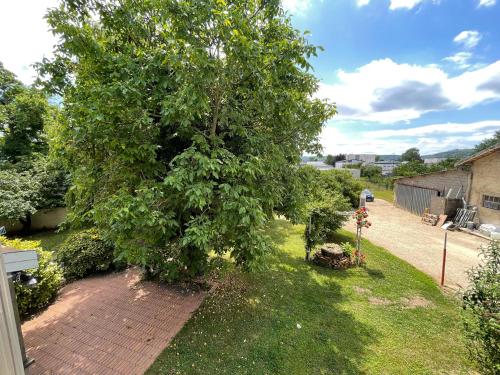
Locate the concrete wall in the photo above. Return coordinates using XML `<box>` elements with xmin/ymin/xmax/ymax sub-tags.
<box><xmin>468</xmin><ymin>150</ymin><xmax>500</xmax><ymax>225</ymax></box>
<box><xmin>0</xmin><ymin>207</ymin><xmax>67</xmax><ymax>233</ymax></box>
<box><xmin>395</xmin><ymin>168</ymin><xmax>470</xmax><ymax>197</ymax></box>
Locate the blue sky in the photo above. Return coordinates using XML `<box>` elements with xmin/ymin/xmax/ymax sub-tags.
<box><xmin>1</xmin><ymin>1</ymin><xmax>499</xmax><ymax>155</ymax></box>
<box><xmin>284</xmin><ymin>0</ymin><xmax>500</xmax><ymax>155</ymax></box>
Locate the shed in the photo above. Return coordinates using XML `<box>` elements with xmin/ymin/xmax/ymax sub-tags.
<box><xmin>456</xmin><ymin>143</ymin><xmax>500</xmax><ymax>225</ymax></box>
<box><xmin>394</xmin><ymin>168</ymin><xmax>470</xmax><ymax>216</ymax></box>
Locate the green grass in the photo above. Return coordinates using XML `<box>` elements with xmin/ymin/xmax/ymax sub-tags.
<box><xmin>362</xmin><ymin>179</ymin><xmax>394</xmax><ymax>203</ymax></box>
<box><xmin>22</xmin><ymin>229</ymin><xmax>76</xmax><ymax>252</ymax></box>
<box><xmin>147</xmin><ymin>220</ymin><xmax>472</xmax><ymax>375</ymax></box>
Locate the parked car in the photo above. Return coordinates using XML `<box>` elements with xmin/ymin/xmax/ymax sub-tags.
<box><xmin>362</xmin><ymin>189</ymin><xmax>374</xmax><ymax>202</ymax></box>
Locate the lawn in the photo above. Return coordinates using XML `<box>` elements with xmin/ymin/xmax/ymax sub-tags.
<box><xmin>362</xmin><ymin>179</ymin><xmax>394</xmax><ymax>203</ymax></box>
<box><xmin>147</xmin><ymin>219</ymin><xmax>472</xmax><ymax>375</ymax></box>
<box><xmin>22</xmin><ymin>229</ymin><xmax>76</xmax><ymax>252</ymax></box>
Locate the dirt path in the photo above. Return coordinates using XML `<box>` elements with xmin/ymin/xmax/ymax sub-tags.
<box><xmin>24</xmin><ymin>268</ymin><xmax>205</xmax><ymax>375</ymax></box>
<box><xmin>344</xmin><ymin>199</ymin><xmax>489</xmax><ymax>289</ymax></box>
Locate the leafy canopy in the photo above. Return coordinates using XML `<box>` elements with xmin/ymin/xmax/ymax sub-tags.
<box><xmin>0</xmin><ymin>62</ymin><xmax>52</xmax><ymax>162</ymax></box>
<box><xmin>40</xmin><ymin>0</ymin><xmax>335</xmax><ymax>280</ymax></box>
<box><xmin>474</xmin><ymin>131</ymin><xmax>500</xmax><ymax>153</ymax></box>
<box><xmin>401</xmin><ymin>147</ymin><xmax>423</xmax><ymax>163</ymax></box>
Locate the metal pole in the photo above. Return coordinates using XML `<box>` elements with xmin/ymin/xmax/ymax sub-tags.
<box><xmin>440</xmin><ymin>231</ymin><xmax>448</xmax><ymax>287</ymax></box>
<box><xmin>7</xmin><ymin>274</ymin><xmax>34</xmax><ymax>368</ymax></box>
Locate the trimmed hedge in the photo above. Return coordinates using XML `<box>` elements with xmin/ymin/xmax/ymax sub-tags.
<box><xmin>56</xmin><ymin>228</ymin><xmax>124</xmax><ymax>281</ymax></box>
<box><xmin>0</xmin><ymin>236</ymin><xmax>63</xmax><ymax>318</ymax></box>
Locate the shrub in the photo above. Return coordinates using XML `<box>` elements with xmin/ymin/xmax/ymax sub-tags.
<box><xmin>56</xmin><ymin>228</ymin><xmax>123</xmax><ymax>281</ymax></box>
<box><xmin>462</xmin><ymin>240</ymin><xmax>500</xmax><ymax>374</ymax></box>
<box><xmin>0</xmin><ymin>236</ymin><xmax>63</xmax><ymax>318</ymax></box>
<box><xmin>340</xmin><ymin>242</ymin><xmax>354</xmax><ymax>258</ymax></box>
<box><xmin>304</xmin><ymin>194</ymin><xmax>351</xmax><ymax>259</ymax></box>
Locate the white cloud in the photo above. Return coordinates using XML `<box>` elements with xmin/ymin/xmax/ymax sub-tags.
<box><xmin>366</xmin><ymin>120</ymin><xmax>500</xmax><ymax>138</ymax></box>
<box><xmin>478</xmin><ymin>0</ymin><xmax>496</xmax><ymax>7</ymax></box>
<box><xmin>316</xmin><ymin>58</ymin><xmax>500</xmax><ymax>123</ymax></box>
<box><xmin>356</xmin><ymin>0</ymin><xmax>371</xmax><ymax>6</ymax></box>
<box><xmin>453</xmin><ymin>30</ymin><xmax>482</xmax><ymax>49</ymax></box>
<box><xmin>282</xmin><ymin>0</ymin><xmax>313</xmax><ymax>13</ymax></box>
<box><xmin>320</xmin><ymin>121</ymin><xmax>500</xmax><ymax>155</ymax></box>
<box><xmin>0</xmin><ymin>0</ymin><xmax>59</xmax><ymax>85</ymax></box>
<box><xmin>444</xmin><ymin>52</ymin><xmax>473</xmax><ymax>69</ymax></box>
<box><xmin>389</xmin><ymin>0</ymin><xmax>424</xmax><ymax>10</ymax></box>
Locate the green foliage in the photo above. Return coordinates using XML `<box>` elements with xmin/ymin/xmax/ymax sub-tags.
<box><xmin>56</xmin><ymin>228</ymin><xmax>121</xmax><ymax>281</ymax></box>
<box><xmin>39</xmin><ymin>0</ymin><xmax>335</xmax><ymax>281</ymax></box>
<box><xmin>401</xmin><ymin>147</ymin><xmax>423</xmax><ymax>163</ymax></box>
<box><xmin>0</xmin><ymin>63</ymin><xmax>54</xmax><ymax>162</ymax></box>
<box><xmin>324</xmin><ymin>153</ymin><xmax>345</xmax><ymax>166</ymax></box>
<box><xmin>462</xmin><ymin>241</ymin><xmax>500</xmax><ymax>374</ymax></box>
<box><xmin>393</xmin><ymin>160</ymin><xmax>429</xmax><ymax>177</ymax></box>
<box><xmin>343</xmin><ymin>162</ymin><xmax>362</xmax><ymax>169</ymax></box>
<box><xmin>474</xmin><ymin>131</ymin><xmax>500</xmax><ymax>153</ymax></box>
<box><xmin>302</xmin><ymin>169</ymin><xmax>356</xmax><ymax>255</ymax></box>
<box><xmin>0</xmin><ymin>157</ymin><xmax>69</xmax><ymax>231</ymax></box>
<box><xmin>340</xmin><ymin>241</ymin><xmax>354</xmax><ymax>257</ymax></box>
<box><xmin>0</xmin><ymin>236</ymin><xmax>63</xmax><ymax>319</ymax></box>
<box><xmin>393</xmin><ymin>158</ymin><xmax>458</xmax><ymax>178</ymax></box>
<box><xmin>361</xmin><ymin>164</ymin><xmax>382</xmax><ymax>179</ymax></box>
<box><xmin>0</xmin><ymin>168</ymin><xmax>40</xmax><ymax>229</ymax></box>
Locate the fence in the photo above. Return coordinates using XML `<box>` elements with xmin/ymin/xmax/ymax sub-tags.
<box><xmin>395</xmin><ymin>183</ymin><xmax>438</xmax><ymax>216</ymax></box>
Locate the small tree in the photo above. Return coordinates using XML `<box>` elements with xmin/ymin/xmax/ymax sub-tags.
<box><xmin>401</xmin><ymin>147</ymin><xmax>423</xmax><ymax>163</ymax></box>
<box><xmin>0</xmin><ymin>169</ymin><xmax>40</xmax><ymax>232</ymax></box>
<box><xmin>462</xmin><ymin>241</ymin><xmax>499</xmax><ymax>374</ymax></box>
<box><xmin>352</xmin><ymin>207</ymin><xmax>371</xmax><ymax>265</ymax></box>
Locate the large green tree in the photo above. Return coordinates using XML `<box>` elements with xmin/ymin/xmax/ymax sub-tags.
<box><xmin>0</xmin><ymin>63</ymin><xmax>51</xmax><ymax>162</ymax></box>
<box><xmin>401</xmin><ymin>147</ymin><xmax>423</xmax><ymax>163</ymax></box>
<box><xmin>40</xmin><ymin>0</ymin><xmax>335</xmax><ymax>280</ymax></box>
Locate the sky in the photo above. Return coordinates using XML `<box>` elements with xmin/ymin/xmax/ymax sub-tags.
<box><xmin>1</xmin><ymin>1</ymin><xmax>500</xmax><ymax>155</ymax></box>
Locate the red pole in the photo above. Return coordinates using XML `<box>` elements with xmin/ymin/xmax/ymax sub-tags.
<box><xmin>440</xmin><ymin>231</ymin><xmax>448</xmax><ymax>287</ymax></box>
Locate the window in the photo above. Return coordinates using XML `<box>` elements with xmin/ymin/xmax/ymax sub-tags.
<box><xmin>483</xmin><ymin>195</ymin><xmax>500</xmax><ymax>210</ymax></box>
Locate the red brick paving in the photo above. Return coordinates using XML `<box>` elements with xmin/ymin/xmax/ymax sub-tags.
<box><xmin>23</xmin><ymin>268</ymin><xmax>206</xmax><ymax>375</ymax></box>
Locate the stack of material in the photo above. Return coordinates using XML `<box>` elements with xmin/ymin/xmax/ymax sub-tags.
<box><xmin>313</xmin><ymin>244</ymin><xmax>351</xmax><ymax>269</ymax></box>
<box><xmin>454</xmin><ymin>208</ymin><xmax>476</xmax><ymax>228</ymax></box>
<box><xmin>421</xmin><ymin>213</ymin><xmax>439</xmax><ymax>226</ymax></box>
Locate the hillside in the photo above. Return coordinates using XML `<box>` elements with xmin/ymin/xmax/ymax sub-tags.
<box><xmin>422</xmin><ymin>149</ymin><xmax>474</xmax><ymax>159</ymax></box>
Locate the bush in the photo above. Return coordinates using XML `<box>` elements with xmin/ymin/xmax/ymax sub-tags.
<box><xmin>56</xmin><ymin>228</ymin><xmax>123</xmax><ymax>281</ymax></box>
<box><xmin>462</xmin><ymin>240</ymin><xmax>500</xmax><ymax>374</ymax></box>
<box><xmin>0</xmin><ymin>236</ymin><xmax>63</xmax><ymax>319</ymax></box>
<box><xmin>304</xmin><ymin>193</ymin><xmax>351</xmax><ymax>259</ymax></box>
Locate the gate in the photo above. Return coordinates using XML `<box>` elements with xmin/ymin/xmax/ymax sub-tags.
<box><xmin>395</xmin><ymin>183</ymin><xmax>438</xmax><ymax>216</ymax></box>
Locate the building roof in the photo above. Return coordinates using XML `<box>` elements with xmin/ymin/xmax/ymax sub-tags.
<box><xmin>455</xmin><ymin>143</ymin><xmax>500</xmax><ymax>166</ymax></box>
<box><xmin>393</xmin><ymin>168</ymin><xmax>462</xmax><ymax>181</ymax></box>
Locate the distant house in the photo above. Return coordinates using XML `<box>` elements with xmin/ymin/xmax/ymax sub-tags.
<box><xmin>346</xmin><ymin>154</ymin><xmax>376</xmax><ymax>164</ymax></box>
<box><xmin>393</xmin><ymin>144</ymin><xmax>500</xmax><ymax>225</ymax></box>
<box><xmin>373</xmin><ymin>160</ymin><xmax>400</xmax><ymax>176</ymax></box>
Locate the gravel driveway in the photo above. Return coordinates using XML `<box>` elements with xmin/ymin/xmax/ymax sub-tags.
<box><xmin>344</xmin><ymin>199</ymin><xmax>489</xmax><ymax>289</ymax></box>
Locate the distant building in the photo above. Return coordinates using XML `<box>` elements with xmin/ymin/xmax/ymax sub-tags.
<box><xmin>335</xmin><ymin>159</ymin><xmax>363</xmax><ymax>169</ymax></box>
<box><xmin>373</xmin><ymin>160</ymin><xmax>401</xmax><ymax>176</ymax></box>
<box><xmin>424</xmin><ymin>158</ymin><xmax>446</xmax><ymax>165</ymax></box>
<box><xmin>346</xmin><ymin>154</ymin><xmax>376</xmax><ymax>164</ymax></box>
<box><xmin>393</xmin><ymin>144</ymin><xmax>500</xmax><ymax>225</ymax></box>
<box><xmin>300</xmin><ymin>161</ymin><xmax>334</xmax><ymax>171</ymax></box>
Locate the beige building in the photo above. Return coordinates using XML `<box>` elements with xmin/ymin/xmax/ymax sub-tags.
<box><xmin>457</xmin><ymin>144</ymin><xmax>500</xmax><ymax>225</ymax></box>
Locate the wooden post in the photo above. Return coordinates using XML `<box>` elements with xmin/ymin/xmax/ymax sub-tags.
<box><xmin>0</xmin><ymin>252</ymin><xmax>25</xmax><ymax>374</ymax></box>
<box><xmin>440</xmin><ymin>231</ymin><xmax>448</xmax><ymax>287</ymax></box>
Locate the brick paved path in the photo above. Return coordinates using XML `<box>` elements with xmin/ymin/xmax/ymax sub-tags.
<box><xmin>23</xmin><ymin>268</ymin><xmax>206</xmax><ymax>374</ymax></box>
